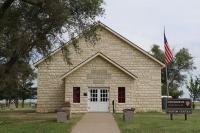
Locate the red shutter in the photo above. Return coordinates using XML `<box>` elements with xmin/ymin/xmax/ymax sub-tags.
<box><xmin>73</xmin><ymin>87</ymin><xmax>80</xmax><ymax>103</ymax></box>
<box><xmin>118</xmin><ymin>87</ymin><xmax>125</xmax><ymax>103</ymax></box>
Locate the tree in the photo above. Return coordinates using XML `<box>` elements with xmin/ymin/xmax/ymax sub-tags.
<box><xmin>0</xmin><ymin>58</ymin><xmax>35</xmax><ymax>108</ymax></box>
<box><xmin>18</xmin><ymin>60</ymin><xmax>35</xmax><ymax>108</ymax></box>
<box><xmin>18</xmin><ymin>85</ymin><xmax>34</xmax><ymax>108</ymax></box>
<box><xmin>186</xmin><ymin>76</ymin><xmax>200</xmax><ymax>109</ymax></box>
<box><xmin>0</xmin><ymin>0</ymin><xmax>104</xmax><ymax>90</ymax></box>
<box><xmin>150</xmin><ymin>44</ymin><xmax>195</xmax><ymax>98</ymax></box>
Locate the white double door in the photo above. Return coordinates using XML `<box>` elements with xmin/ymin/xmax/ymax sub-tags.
<box><xmin>88</xmin><ymin>88</ymin><xmax>109</xmax><ymax>112</ymax></box>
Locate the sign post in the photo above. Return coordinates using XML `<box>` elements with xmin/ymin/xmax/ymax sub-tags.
<box><xmin>166</xmin><ymin>99</ymin><xmax>192</xmax><ymax>120</ymax></box>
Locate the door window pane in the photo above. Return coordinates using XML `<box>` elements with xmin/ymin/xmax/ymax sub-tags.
<box><xmin>90</xmin><ymin>89</ymin><xmax>98</xmax><ymax>102</ymax></box>
<box><xmin>100</xmin><ymin>89</ymin><xmax>108</xmax><ymax>102</ymax></box>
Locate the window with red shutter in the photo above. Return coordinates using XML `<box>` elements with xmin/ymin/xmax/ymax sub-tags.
<box><xmin>73</xmin><ymin>87</ymin><xmax>80</xmax><ymax>103</ymax></box>
<box><xmin>118</xmin><ymin>87</ymin><xmax>125</xmax><ymax>103</ymax></box>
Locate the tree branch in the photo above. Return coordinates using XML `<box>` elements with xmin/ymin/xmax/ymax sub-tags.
<box><xmin>0</xmin><ymin>0</ymin><xmax>44</xmax><ymax>19</ymax></box>
<box><xmin>0</xmin><ymin>0</ymin><xmax>15</xmax><ymax>18</ymax></box>
<box><xmin>21</xmin><ymin>0</ymin><xmax>43</xmax><ymax>7</ymax></box>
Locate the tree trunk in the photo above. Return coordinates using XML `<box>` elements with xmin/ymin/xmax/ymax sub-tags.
<box><xmin>192</xmin><ymin>98</ymin><xmax>195</xmax><ymax>110</ymax></box>
<box><xmin>192</xmin><ymin>102</ymin><xmax>195</xmax><ymax>109</ymax></box>
<box><xmin>14</xmin><ymin>99</ymin><xmax>19</xmax><ymax>108</ymax></box>
<box><xmin>6</xmin><ymin>99</ymin><xmax>9</xmax><ymax>107</ymax></box>
<box><xmin>8</xmin><ymin>99</ymin><xmax>11</xmax><ymax>107</ymax></box>
<box><xmin>22</xmin><ymin>99</ymin><xmax>25</xmax><ymax>108</ymax></box>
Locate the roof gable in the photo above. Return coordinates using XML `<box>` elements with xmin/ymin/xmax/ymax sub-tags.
<box><xmin>34</xmin><ymin>22</ymin><xmax>165</xmax><ymax>68</ymax></box>
<box><xmin>98</xmin><ymin>22</ymin><xmax>165</xmax><ymax>68</ymax></box>
<box><xmin>60</xmin><ymin>52</ymin><xmax>137</xmax><ymax>80</ymax></box>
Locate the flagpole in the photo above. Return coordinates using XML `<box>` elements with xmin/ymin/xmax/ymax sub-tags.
<box><xmin>164</xmin><ymin>26</ymin><xmax>169</xmax><ymax>98</ymax></box>
<box><xmin>165</xmin><ymin>64</ymin><xmax>169</xmax><ymax>113</ymax></box>
<box><xmin>166</xmin><ymin>65</ymin><xmax>169</xmax><ymax>97</ymax></box>
<box><xmin>164</xmin><ymin>27</ymin><xmax>170</xmax><ymax>113</ymax></box>
<box><xmin>164</xmin><ymin>27</ymin><xmax>174</xmax><ymax>119</ymax></box>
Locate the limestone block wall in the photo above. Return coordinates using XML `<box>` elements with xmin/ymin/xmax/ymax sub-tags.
<box><xmin>37</xmin><ymin>66</ymin><xmax>65</xmax><ymax>112</ymax></box>
<box><xmin>64</xmin><ymin>56</ymin><xmax>135</xmax><ymax>113</ymax></box>
<box><xmin>36</xmin><ymin>27</ymin><xmax>162</xmax><ymax>113</ymax></box>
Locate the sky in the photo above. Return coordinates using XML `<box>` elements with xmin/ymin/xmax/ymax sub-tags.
<box><xmin>99</xmin><ymin>0</ymin><xmax>200</xmax><ymax>98</ymax></box>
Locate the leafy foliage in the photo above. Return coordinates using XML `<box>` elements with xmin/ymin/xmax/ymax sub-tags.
<box><xmin>150</xmin><ymin>44</ymin><xmax>195</xmax><ymax>98</ymax></box>
<box><xmin>0</xmin><ymin>0</ymin><xmax>104</xmax><ymax>75</ymax></box>
<box><xmin>0</xmin><ymin>0</ymin><xmax>104</xmax><ymax>98</ymax></box>
<box><xmin>186</xmin><ymin>76</ymin><xmax>200</xmax><ymax>102</ymax></box>
<box><xmin>0</xmin><ymin>58</ymin><xmax>35</xmax><ymax>107</ymax></box>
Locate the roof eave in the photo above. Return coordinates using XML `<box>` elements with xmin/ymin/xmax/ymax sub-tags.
<box><xmin>34</xmin><ymin>21</ymin><xmax>165</xmax><ymax>68</ymax></box>
<box><xmin>98</xmin><ymin>22</ymin><xmax>165</xmax><ymax>68</ymax></box>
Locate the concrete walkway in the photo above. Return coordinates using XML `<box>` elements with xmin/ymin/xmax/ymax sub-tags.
<box><xmin>71</xmin><ymin>113</ymin><xmax>121</xmax><ymax>133</ymax></box>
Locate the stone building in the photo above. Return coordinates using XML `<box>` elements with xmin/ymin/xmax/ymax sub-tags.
<box><xmin>34</xmin><ymin>22</ymin><xmax>165</xmax><ymax>113</ymax></box>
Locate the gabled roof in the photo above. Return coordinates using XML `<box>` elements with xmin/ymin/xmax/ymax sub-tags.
<box><xmin>60</xmin><ymin>52</ymin><xmax>138</xmax><ymax>80</ymax></box>
<box><xmin>34</xmin><ymin>21</ymin><xmax>165</xmax><ymax>68</ymax></box>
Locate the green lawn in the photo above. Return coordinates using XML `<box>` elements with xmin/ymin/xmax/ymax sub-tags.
<box><xmin>195</xmin><ymin>102</ymin><xmax>200</xmax><ymax>106</ymax></box>
<box><xmin>0</xmin><ymin>103</ymin><xmax>36</xmax><ymax>110</ymax></box>
<box><xmin>114</xmin><ymin>110</ymin><xmax>200</xmax><ymax>133</ymax></box>
<box><xmin>0</xmin><ymin>109</ymin><xmax>82</xmax><ymax>133</ymax></box>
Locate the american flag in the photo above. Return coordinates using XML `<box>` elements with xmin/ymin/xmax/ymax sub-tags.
<box><xmin>164</xmin><ymin>30</ymin><xmax>173</xmax><ymax>64</ymax></box>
